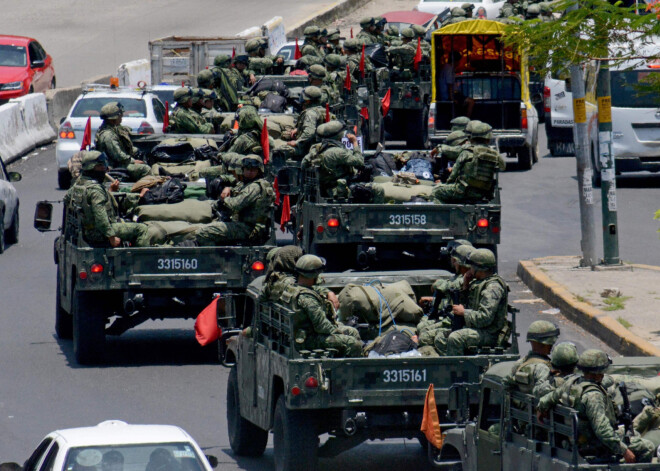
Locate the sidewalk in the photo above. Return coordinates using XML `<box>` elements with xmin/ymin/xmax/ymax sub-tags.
<box><xmin>518</xmin><ymin>256</ymin><xmax>660</xmax><ymax>356</ymax></box>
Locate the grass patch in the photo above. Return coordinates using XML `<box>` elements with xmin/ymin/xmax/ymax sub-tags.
<box><xmin>603</xmin><ymin>295</ymin><xmax>632</xmax><ymax>311</ymax></box>
<box><xmin>575</xmin><ymin>294</ymin><xmax>587</xmax><ymax>303</ymax></box>
<box><xmin>617</xmin><ymin>317</ymin><xmax>632</xmax><ymax>329</ymax></box>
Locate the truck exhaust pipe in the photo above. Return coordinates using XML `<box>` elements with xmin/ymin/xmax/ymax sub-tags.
<box><xmin>124</xmin><ymin>293</ymin><xmax>144</xmax><ymax>315</ymax></box>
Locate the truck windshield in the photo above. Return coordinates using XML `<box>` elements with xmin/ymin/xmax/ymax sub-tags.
<box><xmin>0</xmin><ymin>45</ymin><xmax>27</xmax><ymax>67</ymax></box>
<box><xmin>611</xmin><ymin>70</ymin><xmax>660</xmax><ymax>108</ymax></box>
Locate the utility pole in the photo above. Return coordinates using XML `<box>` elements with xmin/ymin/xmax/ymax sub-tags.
<box><xmin>570</xmin><ymin>64</ymin><xmax>598</xmax><ymax>267</ymax></box>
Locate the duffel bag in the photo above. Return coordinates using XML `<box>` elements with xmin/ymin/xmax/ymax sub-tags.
<box><xmin>135</xmin><ymin>199</ymin><xmax>214</xmax><ymax>224</ymax></box>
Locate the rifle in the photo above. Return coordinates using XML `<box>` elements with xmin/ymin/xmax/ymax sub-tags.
<box><xmin>618</xmin><ymin>382</ymin><xmax>634</xmax><ymax>445</ymax></box>
<box><xmin>428</xmin><ymin>288</ymin><xmax>465</xmax><ymax>331</ymax></box>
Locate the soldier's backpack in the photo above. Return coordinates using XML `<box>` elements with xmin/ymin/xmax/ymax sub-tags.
<box><xmin>463</xmin><ymin>145</ymin><xmax>501</xmax><ymax>191</ymax></box>
<box><xmin>135</xmin><ymin>199</ymin><xmax>215</xmax><ymax>224</ymax></box>
<box><xmin>139</xmin><ymin>178</ymin><xmax>186</xmax><ymax>205</ymax></box>
<box><xmin>365</xmin><ymin>152</ymin><xmax>398</xmax><ymax>177</ymax></box>
<box><xmin>337</xmin><ymin>281</ymin><xmax>423</xmax><ymax>326</ymax></box>
<box><xmin>259</xmin><ymin>93</ymin><xmax>288</xmax><ymax>113</ymax></box>
<box><xmin>149</xmin><ymin>138</ymin><xmax>218</xmax><ymax>165</ymax></box>
<box><xmin>370</xmin><ymin>329</ymin><xmax>417</xmax><ymax>356</ymax></box>
<box><xmin>402</xmin><ymin>158</ymin><xmax>434</xmax><ymax>181</ymax></box>
<box><xmin>252</xmin><ymin>78</ymin><xmax>290</xmax><ymax>98</ymax></box>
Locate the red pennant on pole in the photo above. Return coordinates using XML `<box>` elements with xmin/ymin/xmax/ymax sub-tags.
<box><xmin>344</xmin><ymin>64</ymin><xmax>351</xmax><ymax>91</ymax></box>
<box><xmin>162</xmin><ymin>101</ymin><xmax>170</xmax><ymax>133</ymax></box>
<box><xmin>325</xmin><ymin>103</ymin><xmax>330</xmax><ymax>123</ymax></box>
<box><xmin>80</xmin><ymin>116</ymin><xmax>92</xmax><ymax>150</ymax></box>
<box><xmin>232</xmin><ymin>47</ymin><xmax>236</xmax><ymax>59</ymax></box>
<box><xmin>414</xmin><ymin>38</ymin><xmax>422</xmax><ymax>71</ymax></box>
<box><xmin>381</xmin><ymin>88</ymin><xmax>391</xmax><ymax>116</ymax></box>
<box><xmin>194</xmin><ymin>297</ymin><xmax>222</xmax><ymax>346</ymax></box>
<box><xmin>280</xmin><ymin>195</ymin><xmax>291</xmax><ymax>232</ymax></box>
<box><xmin>294</xmin><ymin>38</ymin><xmax>302</xmax><ymax>60</ymax></box>
<box><xmin>359</xmin><ymin>44</ymin><xmax>366</xmax><ymax>79</ymax></box>
<box><xmin>360</xmin><ymin>107</ymin><xmax>369</xmax><ymax>121</ymax></box>
<box><xmin>261</xmin><ymin>118</ymin><xmax>270</xmax><ymax>164</ymax></box>
<box><xmin>273</xmin><ymin>176</ymin><xmax>281</xmax><ymax>206</ymax></box>
<box><xmin>350</xmin><ymin>27</ymin><xmax>353</xmax><ymax>39</ymax></box>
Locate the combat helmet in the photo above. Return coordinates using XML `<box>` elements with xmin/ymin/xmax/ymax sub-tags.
<box><xmin>386</xmin><ymin>25</ymin><xmax>400</xmax><ymax>36</ymax></box>
<box><xmin>246</xmin><ymin>37</ymin><xmax>267</xmax><ymax>54</ymax></box>
<box><xmin>237</xmin><ymin>106</ymin><xmax>262</xmax><ymax>131</ymax></box>
<box><xmin>197</xmin><ymin>69</ymin><xmax>214</xmax><ymax>88</ymax></box>
<box><xmin>577</xmin><ymin>349</ymin><xmax>612</xmax><ymax>373</ymax></box>
<box><xmin>446</xmin><ymin>130</ymin><xmax>468</xmax><ymax>146</ymax></box>
<box><xmin>324</xmin><ymin>54</ymin><xmax>342</xmax><ymax>69</ymax></box>
<box><xmin>551</xmin><ymin>342</ymin><xmax>579</xmax><ymax>368</ymax></box>
<box><xmin>411</xmin><ymin>24</ymin><xmax>427</xmax><ymax>38</ymax></box>
<box><xmin>100</xmin><ymin>102</ymin><xmax>123</xmax><ymax>120</ymax></box>
<box><xmin>214</xmin><ymin>54</ymin><xmax>231</xmax><ymax>67</ymax></box>
<box><xmin>302</xmin><ymin>85</ymin><xmax>323</xmax><ymax>103</ymax></box>
<box><xmin>241</xmin><ymin>154</ymin><xmax>265</xmax><ymax>173</ymax></box>
<box><xmin>223</xmin><ymin>152</ymin><xmax>243</xmax><ymax>175</ymax></box>
<box><xmin>233</xmin><ymin>54</ymin><xmax>249</xmax><ymax>65</ymax></box>
<box><xmin>451</xmin><ymin>7</ymin><xmax>467</xmax><ymax>17</ymax></box>
<box><xmin>308</xmin><ymin>64</ymin><xmax>327</xmax><ymax>80</ymax></box>
<box><xmin>359</xmin><ymin>17</ymin><xmax>375</xmax><ymax>28</ymax></box>
<box><xmin>454</xmin><ymin>244</ymin><xmax>475</xmax><ymax>266</ymax></box>
<box><xmin>467</xmin><ymin>248</ymin><xmax>497</xmax><ymax>271</ymax></box>
<box><xmin>295</xmin><ymin>254</ymin><xmax>326</xmax><ymax>278</ymax></box>
<box><xmin>401</xmin><ymin>28</ymin><xmax>415</xmax><ymax>39</ymax></box>
<box><xmin>461</xmin><ymin>2</ymin><xmax>475</xmax><ymax>12</ymax></box>
<box><xmin>304</xmin><ymin>26</ymin><xmax>321</xmax><ymax>37</ymax></box>
<box><xmin>450</xmin><ymin>116</ymin><xmax>470</xmax><ymax>131</ymax></box>
<box><xmin>173</xmin><ymin>87</ymin><xmax>193</xmax><ymax>104</ymax></box>
<box><xmin>465</xmin><ymin>120</ymin><xmax>493</xmax><ymax>142</ymax></box>
<box><xmin>342</xmin><ymin>38</ymin><xmax>360</xmax><ymax>52</ymax></box>
<box><xmin>190</xmin><ymin>87</ymin><xmax>203</xmax><ymax>104</ymax></box>
<box><xmin>81</xmin><ymin>151</ymin><xmax>109</xmax><ymax>172</ymax></box>
<box><xmin>326</xmin><ymin>28</ymin><xmax>341</xmax><ymax>42</ymax></box>
<box><xmin>526</xmin><ymin>320</ymin><xmax>560</xmax><ymax>345</ymax></box>
<box><xmin>201</xmin><ymin>89</ymin><xmax>217</xmax><ymax>101</ymax></box>
<box><xmin>525</xmin><ymin>4</ymin><xmax>541</xmax><ymax>18</ymax></box>
<box><xmin>316</xmin><ymin>120</ymin><xmax>345</xmax><ymax>140</ymax></box>
<box><xmin>446</xmin><ymin>238</ymin><xmax>473</xmax><ymax>254</ymax></box>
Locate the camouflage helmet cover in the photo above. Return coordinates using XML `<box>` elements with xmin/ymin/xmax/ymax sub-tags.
<box><xmin>326</xmin><ymin>28</ymin><xmax>341</xmax><ymax>41</ymax></box>
<box><xmin>304</xmin><ymin>26</ymin><xmax>321</xmax><ymax>37</ymax></box>
<box><xmin>577</xmin><ymin>349</ymin><xmax>612</xmax><ymax>373</ymax></box>
<box><xmin>526</xmin><ymin>4</ymin><xmax>541</xmax><ymax>16</ymax></box>
<box><xmin>411</xmin><ymin>24</ymin><xmax>427</xmax><ymax>37</ymax></box>
<box><xmin>324</xmin><ymin>54</ymin><xmax>342</xmax><ymax>68</ymax></box>
<box><xmin>81</xmin><ymin>150</ymin><xmax>109</xmax><ymax>171</ymax></box>
<box><xmin>100</xmin><ymin>102</ymin><xmax>123</xmax><ymax>119</ymax></box>
<box><xmin>400</xmin><ymin>27</ymin><xmax>415</xmax><ymax>39</ymax></box>
<box><xmin>241</xmin><ymin>154</ymin><xmax>264</xmax><ymax>172</ymax></box>
<box><xmin>233</xmin><ymin>54</ymin><xmax>249</xmax><ymax>64</ymax></box>
<box><xmin>173</xmin><ymin>87</ymin><xmax>193</xmax><ymax>103</ymax></box>
<box><xmin>296</xmin><ymin>254</ymin><xmax>326</xmax><ymax>277</ymax></box>
<box><xmin>451</xmin><ymin>7</ymin><xmax>467</xmax><ymax>17</ymax></box>
<box><xmin>527</xmin><ymin>320</ymin><xmax>560</xmax><ymax>345</ymax></box>
<box><xmin>551</xmin><ymin>342</ymin><xmax>579</xmax><ymax>368</ymax></box>
<box><xmin>245</xmin><ymin>37</ymin><xmax>267</xmax><ymax>53</ymax></box>
<box><xmin>454</xmin><ymin>244</ymin><xmax>475</xmax><ymax>266</ymax></box>
<box><xmin>446</xmin><ymin>130</ymin><xmax>468</xmax><ymax>146</ymax></box>
<box><xmin>197</xmin><ymin>69</ymin><xmax>214</xmax><ymax>87</ymax></box>
<box><xmin>467</xmin><ymin>248</ymin><xmax>497</xmax><ymax>270</ymax></box>
<box><xmin>342</xmin><ymin>38</ymin><xmax>360</xmax><ymax>51</ymax></box>
<box><xmin>465</xmin><ymin>120</ymin><xmax>493</xmax><ymax>140</ymax></box>
<box><xmin>213</xmin><ymin>54</ymin><xmax>231</xmax><ymax>67</ymax></box>
<box><xmin>308</xmin><ymin>64</ymin><xmax>327</xmax><ymax>79</ymax></box>
<box><xmin>450</xmin><ymin>116</ymin><xmax>471</xmax><ymax>131</ymax></box>
<box><xmin>316</xmin><ymin>120</ymin><xmax>344</xmax><ymax>139</ymax></box>
<box><xmin>302</xmin><ymin>85</ymin><xmax>323</xmax><ymax>102</ymax></box>
<box><xmin>238</xmin><ymin>106</ymin><xmax>263</xmax><ymax>131</ymax></box>
<box><xmin>461</xmin><ymin>2</ymin><xmax>475</xmax><ymax>10</ymax></box>
<box><xmin>359</xmin><ymin>17</ymin><xmax>375</xmax><ymax>28</ymax></box>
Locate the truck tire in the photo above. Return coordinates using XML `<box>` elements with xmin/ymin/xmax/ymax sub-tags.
<box><xmin>517</xmin><ymin>145</ymin><xmax>533</xmax><ymax>170</ymax></box>
<box><xmin>273</xmin><ymin>395</ymin><xmax>318</xmax><ymax>471</ymax></box>
<box><xmin>406</xmin><ymin>106</ymin><xmax>429</xmax><ymax>149</ymax></box>
<box><xmin>72</xmin><ymin>288</ymin><xmax>105</xmax><ymax>364</ymax></box>
<box><xmin>227</xmin><ymin>367</ymin><xmax>268</xmax><ymax>456</ymax></box>
<box><xmin>58</xmin><ymin>169</ymin><xmax>72</xmax><ymax>190</ymax></box>
<box><xmin>55</xmin><ymin>274</ymin><xmax>73</xmax><ymax>339</ymax></box>
<box><xmin>5</xmin><ymin>207</ymin><xmax>18</xmax><ymax>244</ymax></box>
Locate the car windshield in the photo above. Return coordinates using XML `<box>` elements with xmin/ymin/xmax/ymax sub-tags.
<box><xmin>71</xmin><ymin>98</ymin><xmax>147</xmax><ymax>118</ymax></box>
<box><xmin>0</xmin><ymin>45</ymin><xmax>27</xmax><ymax>67</ymax></box>
<box><xmin>611</xmin><ymin>70</ymin><xmax>660</xmax><ymax>108</ymax></box>
<box><xmin>64</xmin><ymin>443</ymin><xmax>206</xmax><ymax>471</ymax></box>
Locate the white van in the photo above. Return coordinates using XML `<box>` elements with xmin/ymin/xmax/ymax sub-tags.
<box><xmin>544</xmin><ymin>70</ymin><xmax>576</xmax><ymax>157</ymax></box>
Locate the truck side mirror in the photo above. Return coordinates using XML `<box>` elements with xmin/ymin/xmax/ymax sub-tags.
<box><xmin>276</xmin><ymin>166</ymin><xmax>300</xmax><ymax>196</ymax></box>
<box><xmin>34</xmin><ymin>201</ymin><xmax>53</xmax><ymax>232</ymax></box>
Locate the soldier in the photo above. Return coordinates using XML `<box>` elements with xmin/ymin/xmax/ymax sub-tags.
<box><xmin>201</xmin><ymin>65</ymin><xmax>238</xmax><ymax>112</ymax></box>
<box><xmin>200</xmin><ymin>89</ymin><xmax>224</xmax><ymax>129</ymax></box>
<box><xmin>387</xmin><ymin>28</ymin><xmax>416</xmax><ymax>78</ymax></box>
<box><xmin>227</xmin><ymin>106</ymin><xmax>272</xmax><ymax>157</ymax></box>
<box><xmin>450</xmin><ymin>116</ymin><xmax>471</xmax><ymax>132</ymax></box>
<box><xmin>384</xmin><ymin>25</ymin><xmax>401</xmax><ymax>46</ymax></box>
<box><xmin>214</xmin><ymin>54</ymin><xmax>243</xmax><ymax>94</ymax></box>
<box><xmin>308</xmin><ymin>64</ymin><xmax>338</xmax><ymax>105</ymax></box>
<box><xmin>302</xmin><ymin>121</ymin><xmax>364</xmax><ymax>198</ymax></box>
<box><xmin>461</xmin><ymin>3</ymin><xmax>475</xmax><ymax>18</ymax></box>
<box><xmin>232</xmin><ymin>54</ymin><xmax>253</xmax><ymax>87</ymax></box>
<box><xmin>324</xmin><ymin>54</ymin><xmax>352</xmax><ymax>93</ymax></box>
<box><xmin>246</xmin><ymin>37</ymin><xmax>284</xmax><ymax>75</ymax></box>
<box><xmin>533</xmin><ymin>341</ymin><xmax>579</xmax><ymax>397</ymax></box>
<box><xmin>281</xmin><ymin>254</ymin><xmax>363</xmax><ymax>358</ymax></box>
<box><xmin>186</xmin><ymin>155</ymin><xmax>274</xmax><ymax>246</ymax></box>
<box><xmin>373</xmin><ymin>16</ymin><xmax>389</xmax><ymax>45</ymax></box>
<box><xmin>538</xmin><ymin>349</ymin><xmax>655</xmax><ymax>463</ymax></box>
<box><xmin>436</xmin><ymin>248</ymin><xmax>509</xmax><ymax>356</ymax></box>
<box><xmin>283</xmin><ymin>86</ymin><xmax>326</xmax><ymax>158</ymax></box>
<box><xmin>325</xmin><ymin>28</ymin><xmax>342</xmax><ymax>55</ymax></box>
<box><xmin>94</xmin><ymin>102</ymin><xmax>152</xmax><ymax>181</ymax></box>
<box><xmin>343</xmin><ymin>39</ymin><xmax>374</xmax><ymax>79</ymax></box>
<box><xmin>411</xmin><ymin>24</ymin><xmax>431</xmax><ymax>59</ymax></box>
<box><xmin>64</xmin><ymin>151</ymin><xmax>152</xmax><ymax>247</ymax></box>
<box><xmin>432</xmin><ymin>121</ymin><xmax>506</xmax><ymax>203</ymax></box>
<box><xmin>261</xmin><ymin>245</ymin><xmax>304</xmax><ymax>301</ymax></box>
<box><xmin>504</xmin><ymin>320</ymin><xmax>559</xmax><ymax>394</ymax></box>
<box><xmin>170</xmin><ymin>87</ymin><xmax>214</xmax><ymax>134</ymax></box>
<box><xmin>356</xmin><ymin>17</ymin><xmax>378</xmax><ymax>45</ymax></box>
<box><xmin>301</xmin><ymin>26</ymin><xmax>324</xmax><ymax>58</ymax></box>
<box><xmin>431</xmin><ymin>130</ymin><xmax>469</xmax><ymax>179</ymax></box>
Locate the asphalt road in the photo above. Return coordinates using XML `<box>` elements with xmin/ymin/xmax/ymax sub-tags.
<box><xmin>3</xmin><ymin>124</ymin><xmax>658</xmax><ymax>468</ymax></box>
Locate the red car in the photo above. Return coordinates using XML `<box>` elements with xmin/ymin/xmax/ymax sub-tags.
<box><xmin>0</xmin><ymin>35</ymin><xmax>55</xmax><ymax>103</ymax></box>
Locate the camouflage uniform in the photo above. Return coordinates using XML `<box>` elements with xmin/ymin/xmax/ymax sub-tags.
<box><xmin>302</xmin><ymin>121</ymin><xmax>364</xmax><ymax>197</ymax></box>
<box><xmin>309</xmin><ymin>64</ymin><xmax>339</xmax><ymax>105</ymax></box>
<box><xmin>213</xmin><ymin>54</ymin><xmax>243</xmax><ymax>95</ymax></box>
<box><xmin>344</xmin><ymin>39</ymin><xmax>374</xmax><ymax>77</ymax></box>
<box><xmin>281</xmin><ymin>86</ymin><xmax>326</xmax><ymax>158</ymax></box>
<box><xmin>533</xmin><ymin>341</ymin><xmax>579</xmax><ymax>398</ymax></box>
<box><xmin>356</xmin><ymin>17</ymin><xmax>378</xmax><ymax>45</ymax></box>
<box><xmin>387</xmin><ymin>28</ymin><xmax>416</xmax><ymax>75</ymax></box>
<box><xmin>227</xmin><ymin>107</ymin><xmax>272</xmax><ymax>157</ymax></box>
<box><xmin>301</xmin><ymin>26</ymin><xmax>325</xmax><ymax>59</ymax></box>
<box><xmin>171</xmin><ymin>106</ymin><xmax>214</xmax><ymax>134</ymax></box>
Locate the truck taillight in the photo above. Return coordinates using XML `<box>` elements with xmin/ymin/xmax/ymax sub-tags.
<box><xmin>521</xmin><ymin>108</ymin><xmax>528</xmax><ymax>130</ymax></box>
<box><xmin>428</xmin><ymin>104</ymin><xmax>435</xmax><ymax>129</ymax></box>
<box><xmin>316</xmin><ymin>224</ymin><xmax>324</xmax><ymax>234</ymax></box>
<box><xmin>59</xmin><ymin>121</ymin><xmax>75</xmax><ymax>139</ymax></box>
<box><xmin>477</xmin><ymin>218</ymin><xmax>489</xmax><ymax>228</ymax></box>
<box><xmin>90</xmin><ymin>263</ymin><xmax>104</xmax><ymax>274</ymax></box>
<box><xmin>543</xmin><ymin>86</ymin><xmax>551</xmax><ymax>113</ymax></box>
<box><xmin>291</xmin><ymin>386</ymin><xmax>301</xmax><ymax>396</ymax></box>
<box><xmin>327</xmin><ymin>218</ymin><xmax>340</xmax><ymax>228</ymax></box>
<box><xmin>79</xmin><ymin>270</ymin><xmax>88</xmax><ymax>280</ymax></box>
<box><xmin>304</xmin><ymin>377</ymin><xmax>319</xmax><ymax>389</ymax></box>
<box><xmin>137</xmin><ymin>121</ymin><xmax>155</xmax><ymax>134</ymax></box>
<box><xmin>251</xmin><ymin>261</ymin><xmax>265</xmax><ymax>271</ymax></box>
<box><xmin>492</xmin><ymin>226</ymin><xmax>501</xmax><ymax>234</ymax></box>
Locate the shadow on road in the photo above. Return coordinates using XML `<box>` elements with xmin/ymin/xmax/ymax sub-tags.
<box><xmin>615</xmin><ymin>173</ymin><xmax>660</xmax><ymax>189</ymax></box>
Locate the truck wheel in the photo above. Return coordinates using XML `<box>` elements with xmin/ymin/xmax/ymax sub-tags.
<box><xmin>273</xmin><ymin>396</ymin><xmax>318</xmax><ymax>471</ymax></box>
<box><xmin>58</xmin><ymin>169</ymin><xmax>72</xmax><ymax>190</ymax></box>
<box><xmin>406</xmin><ymin>106</ymin><xmax>429</xmax><ymax>149</ymax></box>
<box><xmin>5</xmin><ymin>207</ymin><xmax>19</xmax><ymax>244</ymax></box>
<box><xmin>55</xmin><ymin>274</ymin><xmax>73</xmax><ymax>339</ymax></box>
<box><xmin>72</xmin><ymin>288</ymin><xmax>105</xmax><ymax>364</ymax></box>
<box><xmin>227</xmin><ymin>367</ymin><xmax>268</xmax><ymax>456</ymax></box>
<box><xmin>517</xmin><ymin>145</ymin><xmax>533</xmax><ymax>170</ymax></box>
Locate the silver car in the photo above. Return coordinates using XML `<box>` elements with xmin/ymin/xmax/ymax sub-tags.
<box><xmin>0</xmin><ymin>157</ymin><xmax>21</xmax><ymax>252</ymax></box>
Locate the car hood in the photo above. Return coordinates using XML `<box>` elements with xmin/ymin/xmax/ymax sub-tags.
<box><xmin>0</xmin><ymin>67</ymin><xmax>28</xmax><ymax>83</ymax></box>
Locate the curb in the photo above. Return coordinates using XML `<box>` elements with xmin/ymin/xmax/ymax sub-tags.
<box><xmin>287</xmin><ymin>0</ymin><xmax>372</xmax><ymax>38</ymax></box>
<box><xmin>517</xmin><ymin>258</ymin><xmax>660</xmax><ymax>357</ymax></box>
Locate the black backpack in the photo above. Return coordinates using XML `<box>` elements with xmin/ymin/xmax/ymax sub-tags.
<box><xmin>371</xmin><ymin>330</ymin><xmax>416</xmax><ymax>356</ymax></box>
<box><xmin>139</xmin><ymin>178</ymin><xmax>186</xmax><ymax>205</ymax></box>
<box><xmin>259</xmin><ymin>93</ymin><xmax>288</xmax><ymax>113</ymax></box>
<box><xmin>366</xmin><ymin>153</ymin><xmax>398</xmax><ymax>177</ymax></box>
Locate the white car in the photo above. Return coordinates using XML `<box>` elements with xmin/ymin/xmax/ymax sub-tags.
<box><xmin>0</xmin><ymin>157</ymin><xmax>21</xmax><ymax>252</ymax></box>
<box><xmin>22</xmin><ymin>421</ymin><xmax>217</xmax><ymax>471</ymax></box>
<box><xmin>415</xmin><ymin>0</ymin><xmax>505</xmax><ymax>20</ymax></box>
<box><xmin>56</xmin><ymin>85</ymin><xmax>166</xmax><ymax>189</ymax></box>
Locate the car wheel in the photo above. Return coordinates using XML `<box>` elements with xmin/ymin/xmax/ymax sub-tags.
<box><xmin>72</xmin><ymin>288</ymin><xmax>106</xmax><ymax>365</ymax></box>
<box><xmin>5</xmin><ymin>206</ymin><xmax>18</xmax><ymax>244</ymax></box>
<box><xmin>28</xmin><ymin>86</ymin><xmax>34</xmax><ymax>94</ymax></box>
<box><xmin>55</xmin><ymin>273</ymin><xmax>73</xmax><ymax>339</ymax></box>
<box><xmin>273</xmin><ymin>395</ymin><xmax>318</xmax><ymax>471</ymax></box>
<box><xmin>227</xmin><ymin>367</ymin><xmax>268</xmax><ymax>456</ymax></box>
<box><xmin>517</xmin><ymin>145</ymin><xmax>533</xmax><ymax>170</ymax></box>
<box><xmin>58</xmin><ymin>169</ymin><xmax>72</xmax><ymax>190</ymax></box>
<box><xmin>0</xmin><ymin>209</ymin><xmax>5</xmax><ymax>254</ymax></box>
<box><xmin>50</xmin><ymin>77</ymin><xmax>56</xmax><ymax>90</ymax></box>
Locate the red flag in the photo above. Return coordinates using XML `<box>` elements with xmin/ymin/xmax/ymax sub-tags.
<box><xmin>381</xmin><ymin>88</ymin><xmax>391</xmax><ymax>116</ymax></box>
<box><xmin>360</xmin><ymin>106</ymin><xmax>369</xmax><ymax>121</ymax></box>
<box><xmin>80</xmin><ymin>116</ymin><xmax>92</xmax><ymax>150</ymax></box>
<box><xmin>325</xmin><ymin>103</ymin><xmax>330</xmax><ymax>123</ymax></box>
<box><xmin>414</xmin><ymin>38</ymin><xmax>422</xmax><ymax>71</ymax></box>
<box><xmin>344</xmin><ymin>64</ymin><xmax>351</xmax><ymax>91</ymax></box>
<box><xmin>232</xmin><ymin>47</ymin><xmax>236</xmax><ymax>59</ymax></box>
<box><xmin>273</xmin><ymin>176</ymin><xmax>281</xmax><ymax>206</ymax></box>
<box><xmin>280</xmin><ymin>195</ymin><xmax>291</xmax><ymax>232</ymax></box>
<box><xmin>359</xmin><ymin>44</ymin><xmax>366</xmax><ymax>79</ymax></box>
<box><xmin>194</xmin><ymin>297</ymin><xmax>222</xmax><ymax>346</ymax></box>
<box><xmin>421</xmin><ymin>384</ymin><xmax>444</xmax><ymax>449</ymax></box>
<box><xmin>294</xmin><ymin>38</ymin><xmax>302</xmax><ymax>60</ymax></box>
<box><xmin>162</xmin><ymin>101</ymin><xmax>170</xmax><ymax>133</ymax></box>
<box><xmin>261</xmin><ymin>118</ymin><xmax>270</xmax><ymax>164</ymax></box>
<box><xmin>350</xmin><ymin>27</ymin><xmax>353</xmax><ymax>38</ymax></box>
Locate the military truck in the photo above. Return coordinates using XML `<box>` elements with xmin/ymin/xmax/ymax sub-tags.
<box><xmin>430</xmin><ymin>357</ymin><xmax>660</xmax><ymax>470</ymax></box>
<box><xmin>430</xmin><ymin>20</ymin><xmax>540</xmax><ymax>170</ymax></box>
<box><xmin>34</xmin><ymin>177</ymin><xmax>275</xmax><ymax>365</ymax></box>
<box><xmin>275</xmin><ymin>160</ymin><xmax>501</xmax><ymax>271</ymax></box>
<box><xmin>222</xmin><ymin>270</ymin><xmax>519</xmax><ymax>471</ymax></box>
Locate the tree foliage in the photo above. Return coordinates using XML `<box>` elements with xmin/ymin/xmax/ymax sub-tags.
<box><xmin>502</xmin><ymin>0</ymin><xmax>660</xmax><ymax>75</ymax></box>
